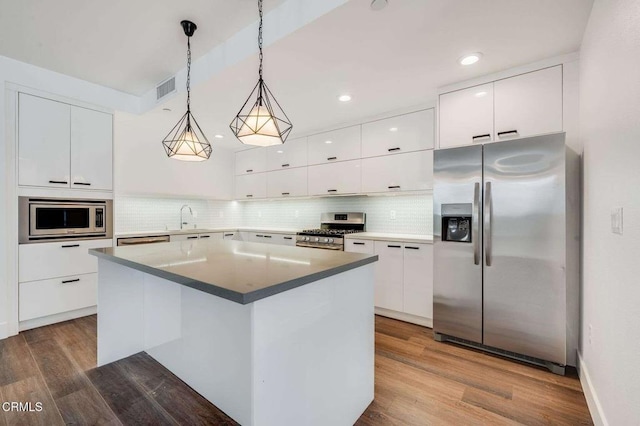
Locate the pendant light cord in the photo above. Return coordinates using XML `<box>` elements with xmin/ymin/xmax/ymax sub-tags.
<box><xmin>258</xmin><ymin>0</ymin><xmax>263</xmax><ymax>82</ymax></box>
<box><xmin>186</xmin><ymin>36</ymin><xmax>192</xmax><ymax>113</ymax></box>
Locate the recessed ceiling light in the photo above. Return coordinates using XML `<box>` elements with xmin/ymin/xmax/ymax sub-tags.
<box><xmin>276</xmin><ymin>150</ymin><xmax>284</xmax><ymax>154</ymax></box>
<box><xmin>214</xmin><ymin>134</ymin><xmax>224</xmax><ymax>138</ymax></box>
<box><xmin>389</xmin><ymin>127</ymin><xmax>398</xmax><ymax>132</ymax></box>
<box><xmin>325</xmin><ymin>140</ymin><xmax>333</xmax><ymax>144</ymax></box>
<box><xmin>459</xmin><ymin>53</ymin><xmax>482</xmax><ymax>66</ymax></box>
<box><xmin>338</xmin><ymin>94</ymin><xmax>352</xmax><ymax>102</ymax></box>
<box><xmin>475</xmin><ymin>91</ymin><xmax>487</xmax><ymax>98</ymax></box>
<box><xmin>370</xmin><ymin>0</ymin><xmax>388</xmax><ymax>11</ymax></box>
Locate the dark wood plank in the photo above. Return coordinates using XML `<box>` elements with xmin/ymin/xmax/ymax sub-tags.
<box><xmin>54</xmin><ymin>387</ymin><xmax>122</xmax><ymax>426</ymax></box>
<box><xmin>0</xmin><ymin>335</ymin><xmax>40</xmax><ymax>387</ymax></box>
<box><xmin>115</xmin><ymin>352</ymin><xmax>238</xmax><ymax>426</ymax></box>
<box><xmin>0</xmin><ymin>376</ymin><xmax>64</xmax><ymax>426</ymax></box>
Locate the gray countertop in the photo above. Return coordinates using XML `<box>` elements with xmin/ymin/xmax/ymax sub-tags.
<box><xmin>344</xmin><ymin>232</ymin><xmax>433</xmax><ymax>244</ymax></box>
<box><xmin>90</xmin><ymin>240</ymin><xmax>378</xmax><ymax>304</ymax></box>
<box><xmin>114</xmin><ymin>227</ymin><xmax>300</xmax><ymax>239</ymax></box>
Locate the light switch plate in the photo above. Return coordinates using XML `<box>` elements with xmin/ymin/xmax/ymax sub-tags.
<box><xmin>611</xmin><ymin>207</ymin><xmax>623</xmax><ymax>235</ymax></box>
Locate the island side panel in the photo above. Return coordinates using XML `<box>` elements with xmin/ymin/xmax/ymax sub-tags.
<box><xmin>97</xmin><ymin>258</ymin><xmax>146</xmax><ymax>366</ymax></box>
<box><xmin>143</xmin><ymin>275</ymin><xmax>254</xmax><ymax>426</ymax></box>
<box><xmin>251</xmin><ymin>264</ymin><xmax>375</xmax><ymax>426</ymax></box>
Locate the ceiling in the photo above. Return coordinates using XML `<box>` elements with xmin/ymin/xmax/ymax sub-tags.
<box><xmin>156</xmin><ymin>0</ymin><xmax>593</xmax><ymax>150</ymax></box>
<box><xmin>0</xmin><ymin>0</ymin><xmax>285</xmax><ymax>95</ymax></box>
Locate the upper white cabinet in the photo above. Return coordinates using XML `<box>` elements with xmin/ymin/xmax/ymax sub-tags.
<box><xmin>266</xmin><ymin>137</ymin><xmax>307</xmax><ymax>170</ymax></box>
<box><xmin>267</xmin><ymin>168</ymin><xmax>308</xmax><ymax>198</ymax></box>
<box><xmin>18</xmin><ymin>93</ymin><xmax>113</xmax><ymax>191</ymax></box>
<box><xmin>307</xmin><ymin>125</ymin><xmax>361</xmax><ymax>165</ymax></box>
<box><xmin>493</xmin><ymin>66</ymin><xmax>562</xmax><ymax>141</ymax></box>
<box><xmin>235</xmin><ymin>148</ymin><xmax>267</xmax><ymax>175</ymax></box>
<box><xmin>71</xmin><ymin>106</ymin><xmax>113</xmax><ymax>190</ymax></box>
<box><xmin>439</xmin><ymin>83</ymin><xmax>494</xmax><ymax>148</ymax></box>
<box><xmin>19</xmin><ymin>94</ymin><xmax>71</xmax><ymax>188</ymax></box>
<box><xmin>361</xmin><ymin>150</ymin><xmax>433</xmax><ymax>193</ymax></box>
<box><xmin>235</xmin><ymin>172</ymin><xmax>267</xmax><ymax>199</ymax></box>
<box><xmin>439</xmin><ymin>65</ymin><xmax>563</xmax><ymax>148</ymax></box>
<box><xmin>361</xmin><ymin>109</ymin><xmax>434</xmax><ymax>157</ymax></box>
<box><xmin>307</xmin><ymin>160</ymin><xmax>361</xmax><ymax>196</ymax></box>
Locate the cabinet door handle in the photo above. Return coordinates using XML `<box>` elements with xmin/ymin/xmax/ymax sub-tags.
<box><xmin>246</xmin><ymin>194</ymin><xmax>253</xmax><ymax>198</ymax></box>
<box><xmin>405</xmin><ymin>246</ymin><xmax>420</xmax><ymax>250</ymax></box>
<box><xmin>62</xmin><ymin>278</ymin><xmax>80</xmax><ymax>284</ymax></box>
<box><xmin>388</xmin><ymin>185</ymin><xmax>401</xmax><ymax>189</ymax></box>
<box><xmin>388</xmin><ymin>147</ymin><xmax>401</xmax><ymax>152</ymax></box>
<box><xmin>472</xmin><ymin>134</ymin><xmax>491</xmax><ymax>141</ymax></box>
<box><xmin>187</xmin><ymin>236</ymin><xmax>198</xmax><ymax>240</ymax></box>
<box><xmin>263</xmin><ymin>235</ymin><xmax>272</xmax><ymax>238</ymax></box>
<box><xmin>327</xmin><ymin>189</ymin><xmax>338</xmax><ymax>193</ymax></box>
<box><xmin>497</xmin><ymin>130</ymin><xmax>519</xmax><ymax>138</ymax></box>
<box><xmin>256</xmin><ymin>234</ymin><xmax>263</xmax><ymax>237</ymax></box>
<box><xmin>327</xmin><ymin>157</ymin><xmax>337</xmax><ymax>161</ymax></box>
<box><xmin>246</xmin><ymin>169</ymin><xmax>253</xmax><ymax>173</ymax></box>
<box><xmin>282</xmin><ymin>192</ymin><xmax>290</xmax><ymax>196</ymax></box>
<box><xmin>353</xmin><ymin>242</ymin><xmax>365</xmax><ymax>246</ymax></box>
<box><xmin>282</xmin><ymin>164</ymin><xmax>290</xmax><ymax>168</ymax></box>
<box><xmin>200</xmin><ymin>235</ymin><xmax>211</xmax><ymax>239</ymax></box>
<box><xmin>387</xmin><ymin>245</ymin><xmax>402</xmax><ymax>248</ymax></box>
<box><xmin>49</xmin><ymin>180</ymin><xmax>68</xmax><ymax>185</ymax></box>
<box><xmin>73</xmin><ymin>182</ymin><xmax>92</xmax><ymax>186</ymax></box>
<box><xmin>224</xmin><ymin>233</ymin><xmax>234</xmax><ymax>237</ymax></box>
<box><xmin>284</xmin><ymin>237</ymin><xmax>293</xmax><ymax>240</ymax></box>
<box><xmin>61</xmin><ymin>244</ymin><xmax>80</xmax><ymax>248</ymax></box>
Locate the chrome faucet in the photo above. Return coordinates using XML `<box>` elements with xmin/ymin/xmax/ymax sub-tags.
<box><xmin>180</xmin><ymin>204</ymin><xmax>193</xmax><ymax>230</ymax></box>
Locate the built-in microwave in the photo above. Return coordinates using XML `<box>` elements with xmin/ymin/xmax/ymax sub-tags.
<box><xmin>19</xmin><ymin>197</ymin><xmax>113</xmax><ymax>244</ymax></box>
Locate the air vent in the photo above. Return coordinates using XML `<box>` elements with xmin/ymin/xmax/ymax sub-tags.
<box><xmin>156</xmin><ymin>77</ymin><xmax>176</xmax><ymax>101</ymax></box>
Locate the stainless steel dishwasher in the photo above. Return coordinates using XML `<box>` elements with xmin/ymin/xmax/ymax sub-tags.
<box><xmin>116</xmin><ymin>235</ymin><xmax>171</xmax><ymax>246</ymax></box>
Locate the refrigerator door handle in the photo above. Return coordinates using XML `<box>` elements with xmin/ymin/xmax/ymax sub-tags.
<box><xmin>484</xmin><ymin>181</ymin><xmax>492</xmax><ymax>266</ymax></box>
<box><xmin>473</xmin><ymin>182</ymin><xmax>480</xmax><ymax>265</ymax></box>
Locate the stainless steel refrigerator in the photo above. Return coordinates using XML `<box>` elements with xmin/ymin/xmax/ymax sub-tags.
<box><xmin>433</xmin><ymin>133</ymin><xmax>579</xmax><ymax>374</ymax></box>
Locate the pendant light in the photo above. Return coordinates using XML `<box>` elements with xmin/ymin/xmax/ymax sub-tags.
<box><xmin>230</xmin><ymin>0</ymin><xmax>292</xmax><ymax>146</ymax></box>
<box><xmin>162</xmin><ymin>20</ymin><xmax>212</xmax><ymax>161</ymax></box>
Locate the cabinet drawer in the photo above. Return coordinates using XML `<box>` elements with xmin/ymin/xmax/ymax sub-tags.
<box><xmin>307</xmin><ymin>126</ymin><xmax>361</xmax><ymax>165</ymax></box>
<box><xmin>361</xmin><ymin>150</ymin><xmax>433</xmax><ymax>193</ymax></box>
<box><xmin>170</xmin><ymin>234</ymin><xmax>200</xmax><ymax>242</ymax></box>
<box><xmin>362</xmin><ymin>109</ymin><xmax>434</xmax><ymax>157</ymax></box>
<box><xmin>19</xmin><ymin>239</ymin><xmax>112</xmax><ymax>282</ymax></box>
<box><xmin>345</xmin><ymin>239</ymin><xmax>374</xmax><ymax>254</ymax></box>
<box><xmin>19</xmin><ymin>273</ymin><xmax>97</xmax><ymax>321</ymax></box>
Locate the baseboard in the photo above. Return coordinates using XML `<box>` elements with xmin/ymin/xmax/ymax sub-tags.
<box><xmin>19</xmin><ymin>306</ymin><xmax>97</xmax><ymax>332</ymax></box>
<box><xmin>374</xmin><ymin>307</ymin><xmax>432</xmax><ymax>328</ymax></box>
<box><xmin>578</xmin><ymin>351</ymin><xmax>608</xmax><ymax>426</ymax></box>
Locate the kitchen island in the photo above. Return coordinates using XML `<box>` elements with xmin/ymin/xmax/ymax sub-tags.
<box><xmin>89</xmin><ymin>239</ymin><xmax>377</xmax><ymax>426</ymax></box>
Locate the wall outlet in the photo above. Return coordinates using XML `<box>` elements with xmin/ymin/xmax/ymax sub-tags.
<box><xmin>611</xmin><ymin>207</ymin><xmax>623</xmax><ymax>235</ymax></box>
<box><xmin>390</xmin><ymin>210</ymin><xmax>396</xmax><ymax>220</ymax></box>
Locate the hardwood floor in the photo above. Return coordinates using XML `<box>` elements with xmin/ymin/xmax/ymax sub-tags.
<box><xmin>0</xmin><ymin>315</ymin><xmax>592</xmax><ymax>425</ymax></box>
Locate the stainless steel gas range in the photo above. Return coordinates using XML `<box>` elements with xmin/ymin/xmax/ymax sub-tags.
<box><xmin>296</xmin><ymin>212</ymin><xmax>365</xmax><ymax>250</ymax></box>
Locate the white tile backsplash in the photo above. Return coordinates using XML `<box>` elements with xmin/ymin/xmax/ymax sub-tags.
<box><xmin>116</xmin><ymin>194</ymin><xmax>432</xmax><ymax>235</ymax></box>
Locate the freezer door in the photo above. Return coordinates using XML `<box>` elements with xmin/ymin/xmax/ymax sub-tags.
<box><xmin>483</xmin><ymin>134</ymin><xmax>567</xmax><ymax>364</ymax></box>
<box><xmin>433</xmin><ymin>145</ymin><xmax>483</xmax><ymax>343</ymax></box>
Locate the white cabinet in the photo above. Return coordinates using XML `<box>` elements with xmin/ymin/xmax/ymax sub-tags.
<box><xmin>439</xmin><ymin>83</ymin><xmax>494</xmax><ymax>148</ymax></box>
<box><xmin>307</xmin><ymin>160</ymin><xmax>361</xmax><ymax>196</ymax></box>
<box><xmin>71</xmin><ymin>106</ymin><xmax>113</xmax><ymax>190</ymax></box>
<box><xmin>18</xmin><ymin>93</ymin><xmax>113</xmax><ymax>190</ymax></box>
<box><xmin>403</xmin><ymin>244</ymin><xmax>433</xmax><ymax>319</ymax></box>
<box><xmin>361</xmin><ymin>150</ymin><xmax>433</xmax><ymax>193</ymax></box>
<box><xmin>266</xmin><ymin>137</ymin><xmax>307</xmax><ymax>170</ymax></box>
<box><xmin>222</xmin><ymin>232</ymin><xmax>237</xmax><ymax>240</ymax></box>
<box><xmin>361</xmin><ymin>109</ymin><xmax>434</xmax><ymax>157</ymax></box>
<box><xmin>247</xmin><ymin>232</ymin><xmax>295</xmax><ymax>245</ymax></box>
<box><xmin>494</xmin><ymin>66</ymin><xmax>562</xmax><ymax>141</ymax></box>
<box><xmin>170</xmin><ymin>233</ymin><xmax>200</xmax><ymax>242</ymax></box>
<box><xmin>235</xmin><ymin>172</ymin><xmax>267</xmax><ymax>199</ymax></box>
<box><xmin>19</xmin><ymin>239</ymin><xmax>113</xmax><ymax>283</ymax></box>
<box><xmin>169</xmin><ymin>232</ymin><xmax>223</xmax><ymax>242</ymax></box>
<box><xmin>267</xmin><ymin>168</ymin><xmax>307</xmax><ymax>198</ymax></box>
<box><xmin>273</xmin><ymin>234</ymin><xmax>296</xmax><ymax>246</ymax></box>
<box><xmin>345</xmin><ymin>239</ymin><xmax>374</xmax><ymax>254</ymax></box>
<box><xmin>235</xmin><ymin>148</ymin><xmax>267</xmax><ymax>175</ymax></box>
<box><xmin>18</xmin><ymin>94</ymin><xmax>71</xmax><ymax>188</ymax></box>
<box><xmin>197</xmin><ymin>232</ymin><xmax>223</xmax><ymax>240</ymax></box>
<box><xmin>439</xmin><ymin>66</ymin><xmax>563</xmax><ymax>148</ymax></box>
<box><xmin>373</xmin><ymin>242</ymin><xmax>404</xmax><ymax>312</ymax></box>
<box><xmin>307</xmin><ymin>126</ymin><xmax>361</xmax><ymax>165</ymax></box>
<box><xmin>20</xmin><ymin>273</ymin><xmax>98</xmax><ymax>321</ymax></box>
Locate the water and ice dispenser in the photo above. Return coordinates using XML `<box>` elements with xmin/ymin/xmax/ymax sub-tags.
<box><xmin>441</xmin><ymin>203</ymin><xmax>472</xmax><ymax>243</ymax></box>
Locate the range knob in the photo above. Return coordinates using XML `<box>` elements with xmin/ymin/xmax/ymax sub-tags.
<box><xmin>314</xmin><ymin>237</ymin><xmax>320</xmax><ymax>242</ymax></box>
<box><xmin>328</xmin><ymin>238</ymin><xmax>334</xmax><ymax>243</ymax></box>
<box><xmin>304</xmin><ymin>236</ymin><xmax>309</xmax><ymax>241</ymax></box>
<box><xmin>323</xmin><ymin>238</ymin><xmax>329</xmax><ymax>243</ymax></box>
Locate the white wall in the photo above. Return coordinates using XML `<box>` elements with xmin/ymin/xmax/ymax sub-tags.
<box><xmin>579</xmin><ymin>0</ymin><xmax>640</xmax><ymax>424</ymax></box>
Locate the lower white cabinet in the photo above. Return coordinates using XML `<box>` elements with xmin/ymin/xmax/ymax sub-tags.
<box><xmin>235</xmin><ymin>172</ymin><xmax>267</xmax><ymax>199</ymax></box>
<box><xmin>275</xmin><ymin>234</ymin><xmax>296</xmax><ymax>246</ymax></box>
<box><xmin>19</xmin><ymin>273</ymin><xmax>97</xmax><ymax>321</ymax></box>
<box><xmin>267</xmin><ymin>168</ymin><xmax>308</xmax><ymax>198</ymax></box>
<box><xmin>222</xmin><ymin>232</ymin><xmax>237</xmax><ymax>240</ymax></box>
<box><xmin>248</xmin><ymin>232</ymin><xmax>296</xmax><ymax>245</ymax></box>
<box><xmin>197</xmin><ymin>233</ymin><xmax>223</xmax><ymax>240</ymax></box>
<box><xmin>307</xmin><ymin>160</ymin><xmax>361</xmax><ymax>196</ymax></box>
<box><xmin>348</xmin><ymin>239</ymin><xmax>433</xmax><ymax>322</ymax></box>
<box><xmin>170</xmin><ymin>233</ymin><xmax>200</xmax><ymax>242</ymax></box>
<box><xmin>361</xmin><ymin>150</ymin><xmax>433</xmax><ymax>193</ymax></box>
